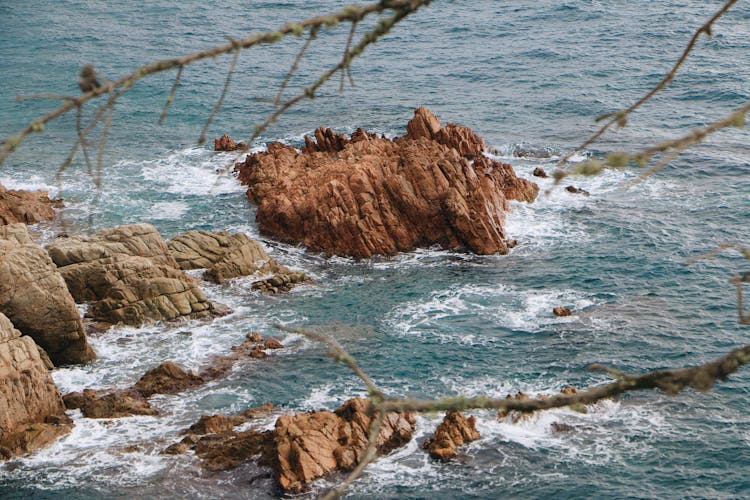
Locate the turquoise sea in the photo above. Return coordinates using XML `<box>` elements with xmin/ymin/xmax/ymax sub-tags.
<box><xmin>1</xmin><ymin>1</ymin><xmax>749</xmax><ymax>498</ymax></box>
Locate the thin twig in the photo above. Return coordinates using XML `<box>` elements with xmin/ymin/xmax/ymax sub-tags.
<box><xmin>274</xmin><ymin>25</ymin><xmax>319</xmax><ymax>106</ymax></box>
<box><xmin>339</xmin><ymin>21</ymin><xmax>358</xmax><ymax>93</ymax></box>
<box><xmin>199</xmin><ymin>40</ymin><xmax>241</xmax><ymax>144</ymax></box>
<box><xmin>159</xmin><ymin>64</ymin><xmax>183</xmax><ymax>125</ymax></box>
<box><xmin>16</xmin><ymin>93</ymin><xmax>76</xmax><ymax>101</ymax></box>
<box><xmin>559</xmin><ymin>0</ymin><xmax>739</xmax><ymax>165</ymax></box>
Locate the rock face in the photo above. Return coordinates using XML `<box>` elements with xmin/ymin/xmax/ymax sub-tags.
<box><xmin>0</xmin><ymin>313</ymin><xmax>72</xmax><ymax>459</ymax></box>
<box><xmin>423</xmin><ymin>410</ymin><xmax>480</xmax><ymax>461</ymax></box>
<box><xmin>0</xmin><ymin>225</ymin><xmax>95</xmax><ymax>365</ymax></box>
<box><xmin>273</xmin><ymin>397</ymin><xmax>416</xmax><ymax>493</ymax></box>
<box><xmin>168</xmin><ymin>230</ymin><xmax>308</xmax><ymax>289</ymax></box>
<box><xmin>47</xmin><ymin>224</ymin><xmax>216</xmax><ymax>326</ymax></box>
<box><xmin>234</xmin><ymin>107</ymin><xmax>538</xmax><ymax>258</ymax></box>
<box><xmin>0</xmin><ymin>183</ymin><xmax>59</xmax><ymax>226</ymax></box>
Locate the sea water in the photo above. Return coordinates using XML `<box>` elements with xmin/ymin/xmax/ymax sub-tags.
<box><xmin>0</xmin><ymin>1</ymin><xmax>749</xmax><ymax>498</ymax></box>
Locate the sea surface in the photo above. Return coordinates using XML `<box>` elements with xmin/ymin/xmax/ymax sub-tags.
<box><xmin>1</xmin><ymin>1</ymin><xmax>749</xmax><ymax>498</ymax></box>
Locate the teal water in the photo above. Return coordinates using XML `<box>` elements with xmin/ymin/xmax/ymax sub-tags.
<box><xmin>1</xmin><ymin>1</ymin><xmax>749</xmax><ymax>498</ymax></box>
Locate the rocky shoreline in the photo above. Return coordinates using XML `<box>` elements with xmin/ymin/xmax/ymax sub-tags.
<box><xmin>0</xmin><ymin>107</ymin><xmax>577</xmax><ymax>494</ymax></box>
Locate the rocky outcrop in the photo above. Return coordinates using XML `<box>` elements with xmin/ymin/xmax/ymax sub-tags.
<box><xmin>565</xmin><ymin>185</ymin><xmax>590</xmax><ymax>197</ymax></box>
<box><xmin>0</xmin><ymin>313</ymin><xmax>72</xmax><ymax>459</ymax></box>
<box><xmin>273</xmin><ymin>397</ymin><xmax>416</xmax><ymax>493</ymax></box>
<box><xmin>0</xmin><ymin>225</ymin><xmax>95</xmax><ymax>365</ymax></box>
<box><xmin>553</xmin><ymin>306</ymin><xmax>572</xmax><ymax>317</ymax></box>
<box><xmin>62</xmin><ymin>388</ymin><xmax>155</xmax><ymax>419</ymax></box>
<box><xmin>532</xmin><ymin>167</ymin><xmax>548</xmax><ymax>178</ymax></box>
<box><xmin>0</xmin><ymin>183</ymin><xmax>59</xmax><ymax>226</ymax></box>
<box><xmin>47</xmin><ymin>224</ymin><xmax>216</xmax><ymax>326</ymax></box>
<box><xmin>214</xmin><ymin>134</ymin><xmax>247</xmax><ymax>152</ymax></box>
<box><xmin>423</xmin><ymin>410</ymin><xmax>480</xmax><ymax>461</ymax></box>
<box><xmin>167</xmin><ymin>230</ymin><xmax>309</xmax><ymax>289</ymax></box>
<box><xmin>131</xmin><ymin>361</ymin><xmax>204</xmax><ymax>398</ymax></box>
<box><xmin>234</xmin><ymin>107</ymin><xmax>538</xmax><ymax>257</ymax></box>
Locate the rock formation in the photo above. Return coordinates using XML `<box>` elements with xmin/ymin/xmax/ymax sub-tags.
<box><xmin>62</xmin><ymin>388</ymin><xmax>156</xmax><ymax>419</ymax></box>
<box><xmin>423</xmin><ymin>410</ymin><xmax>480</xmax><ymax>461</ymax></box>
<box><xmin>46</xmin><ymin>224</ymin><xmax>216</xmax><ymax>326</ymax></box>
<box><xmin>0</xmin><ymin>224</ymin><xmax>95</xmax><ymax>365</ymax></box>
<box><xmin>234</xmin><ymin>106</ymin><xmax>538</xmax><ymax>258</ymax></box>
<box><xmin>0</xmin><ymin>313</ymin><xmax>72</xmax><ymax>459</ymax></box>
<box><xmin>273</xmin><ymin>397</ymin><xmax>416</xmax><ymax>493</ymax></box>
<box><xmin>0</xmin><ymin>183</ymin><xmax>59</xmax><ymax>226</ymax></box>
<box><xmin>553</xmin><ymin>306</ymin><xmax>572</xmax><ymax>317</ymax></box>
<box><xmin>167</xmin><ymin>230</ymin><xmax>309</xmax><ymax>289</ymax></box>
<box><xmin>214</xmin><ymin>134</ymin><xmax>247</xmax><ymax>152</ymax></box>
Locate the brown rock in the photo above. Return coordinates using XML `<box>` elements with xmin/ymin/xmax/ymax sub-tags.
<box><xmin>424</xmin><ymin>410</ymin><xmax>480</xmax><ymax>461</ymax></box>
<box><xmin>245</xmin><ymin>332</ymin><xmax>264</xmax><ymax>343</ymax></box>
<box><xmin>565</xmin><ymin>185</ymin><xmax>590</xmax><ymax>197</ymax></box>
<box><xmin>553</xmin><ymin>306</ymin><xmax>572</xmax><ymax>317</ymax></box>
<box><xmin>131</xmin><ymin>361</ymin><xmax>204</xmax><ymax>398</ymax></box>
<box><xmin>263</xmin><ymin>338</ymin><xmax>283</xmax><ymax>350</ymax></box>
<box><xmin>47</xmin><ymin>224</ymin><xmax>216</xmax><ymax>326</ymax></box>
<box><xmin>0</xmin><ymin>183</ymin><xmax>59</xmax><ymax>226</ymax></box>
<box><xmin>273</xmin><ymin>397</ymin><xmax>415</xmax><ymax>493</ymax></box>
<box><xmin>252</xmin><ymin>272</ymin><xmax>309</xmax><ymax>294</ymax></box>
<box><xmin>62</xmin><ymin>388</ymin><xmax>156</xmax><ymax>418</ymax></box>
<box><xmin>550</xmin><ymin>422</ymin><xmax>574</xmax><ymax>433</ymax></box>
<box><xmin>0</xmin><ymin>226</ymin><xmax>95</xmax><ymax>365</ymax></box>
<box><xmin>532</xmin><ymin>167</ymin><xmax>548</xmax><ymax>178</ymax></box>
<box><xmin>214</xmin><ymin>134</ymin><xmax>247</xmax><ymax>152</ymax></box>
<box><xmin>234</xmin><ymin>107</ymin><xmax>537</xmax><ymax>258</ymax></box>
<box><xmin>0</xmin><ymin>313</ymin><xmax>72</xmax><ymax>459</ymax></box>
<box><xmin>168</xmin><ymin>230</ymin><xmax>306</xmax><ymax>288</ymax></box>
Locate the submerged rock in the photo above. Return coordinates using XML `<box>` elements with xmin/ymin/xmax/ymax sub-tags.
<box><xmin>532</xmin><ymin>167</ymin><xmax>548</xmax><ymax>178</ymax></box>
<box><xmin>168</xmin><ymin>230</ymin><xmax>308</xmax><ymax>289</ymax></box>
<box><xmin>47</xmin><ymin>224</ymin><xmax>216</xmax><ymax>326</ymax></box>
<box><xmin>62</xmin><ymin>389</ymin><xmax>156</xmax><ymax>419</ymax></box>
<box><xmin>234</xmin><ymin>107</ymin><xmax>537</xmax><ymax>258</ymax></box>
<box><xmin>424</xmin><ymin>410</ymin><xmax>480</xmax><ymax>461</ymax></box>
<box><xmin>0</xmin><ymin>224</ymin><xmax>95</xmax><ymax>365</ymax></box>
<box><xmin>273</xmin><ymin>397</ymin><xmax>416</xmax><ymax>493</ymax></box>
<box><xmin>565</xmin><ymin>185</ymin><xmax>590</xmax><ymax>197</ymax></box>
<box><xmin>0</xmin><ymin>313</ymin><xmax>72</xmax><ymax>459</ymax></box>
<box><xmin>0</xmin><ymin>183</ymin><xmax>59</xmax><ymax>226</ymax></box>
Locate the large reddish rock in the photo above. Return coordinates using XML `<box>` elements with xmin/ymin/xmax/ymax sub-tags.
<box><xmin>0</xmin><ymin>183</ymin><xmax>59</xmax><ymax>226</ymax></box>
<box><xmin>273</xmin><ymin>397</ymin><xmax>416</xmax><ymax>493</ymax></box>
<box><xmin>234</xmin><ymin>107</ymin><xmax>537</xmax><ymax>257</ymax></box>
<box><xmin>0</xmin><ymin>313</ymin><xmax>72</xmax><ymax>459</ymax></box>
<box><xmin>423</xmin><ymin>410</ymin><xmax>480</xmax><ymax>461</ymax></box>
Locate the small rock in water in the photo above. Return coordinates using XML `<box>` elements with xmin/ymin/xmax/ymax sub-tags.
<box><xmin>553</xmin><ymin>306</ymin><xmax>572</xmax><ymax>317</ymax></box>
<box><xmin>532</xmin><ymin>167</ymin><xmax>548</xmax><ymax>178</ymax></box>
<box><xmin>506</xmin><ymin>239</ymin><xmax>519</xmax><ymax>249</ymax></box>
<box><xmin>565</xmin><ymin>185</ymin><xmax>590</xmax><ymax>197</ymax></box>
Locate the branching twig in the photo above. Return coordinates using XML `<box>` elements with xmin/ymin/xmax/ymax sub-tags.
<box><xmin>274</xmin><ymin>25</ymin><xmax>319</xmax><ymax>106</ymax></box>
<box><xmin>339</xmin><ymin>21</ymin><xmax>358</xmax><ymax>93</ymax></box>
<box><xmin>0</xmin><ymin>0</ymin><xmax>431</xmax><ymax>166</ymax></box>
<box><xmin>559</xmin><ymin>0</ymin><xmax>739</xmax><ymax>165</ymax></box>
<box><xmin>159</xmin><ymin>64</ymin><xmax>184</xmax><ymax>125</ymax></box>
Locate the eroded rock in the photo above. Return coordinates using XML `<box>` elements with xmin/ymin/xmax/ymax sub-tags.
<box><xmin>0</xmin><ymin>183</ymin><xmax>59</xmax><ymax>226</ymax></box>
<box><xmin>0</xmin><ymin>226</ymin><xmax>95</xmax><ymax>365</ymax></box>
<box><xmin>553</xmin><ymin>306</ymin><xmax>572</xmax><ymax>317</ymax></box>
<box><xmin>0</xmin><ymin>313</ymin><xmax>72</xmax><ymax>459</ymax></box>
<box><xmin>214</xmin><ymin>134</ymin><xmax>247</xmax><ymax>152</ymax></box>
<box><xmin>47</xmin><ymin>224</ymin><xmax>216</xmax><ymax>326</ymax></box>
<box><xmin>62</xmin><ymin>389</ymin><xmax>155</xmax><ymax>418</ymax></box>
<box><xmin>273</xmin><ymin>397</ymin><xmax>416</xmax><ymax>493</ymax></box>
<box><xmin>423</xmin><ymin>410</ymin><xmax>480</xmax><ymax>461</ymax></box>
<box><xmin>234</xmin><ymin>107</ymin><xmax>537</xmax><ymax>258</ymax></box>
<box><xmin>132</xmin><ymin>361</ymin><xmax>204</xmax><ymax>398</ymax></box>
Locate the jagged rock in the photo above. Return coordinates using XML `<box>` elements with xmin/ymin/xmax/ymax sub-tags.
<box><xmin>553</xmin><ymin>306</ymin><xmax>572</xmax><ymax>317</ymax></box>
<box><xmin>0</xmin><ymin>183</ymin><xmax>59</xmax><ymax>226</ymax></box>
<box><xmin>0</xmin><ymin>313</ymin><xmax>72</xmax><ymax>459</ymax></box>
<box><xmin>234</xmin><ymin>107</ymin><xmax>537</xmax><ymax>258</ymax></box>
<box><xmin>168</xmin><ymin>230</ymin><xmax>307</xmax><ymax>288</ymax></box>
<box><xmin>199</xmin><ymin>332</ymin><xmax>284</xmax><ymax>379</ymax></box>
<box><xmin>251</xmin><ymin>271</ymin><xmax>309</xmax><ymax>294</ymax></box>
<box><xmin>62</xmin><ymin>389</ymin><xmax>156</xmax><ymax>418</ymax></box>
<box><xmin>131</xmin><ymin>361</ymin><xmax>204</xmax><ymax>398</ymax></box>
<box><xmin>273</xmin><ymin>397</ymin><xmax>415</xmax><ymax>493</ymax></box>
<box><xmin>0</xmin><ymin>226</ymin><xmax>95</xmax><ymax>365</ymax></box>
<box><xmin>47</xmin><ymin>224</ymin><xmax>216</xmax><ymax>326</ymax></box>
<box><xmin>565</xmin><ymin>185</ymin><xmax>590</xmax><ymax>197</ymax></box>
<box><xmin>423</xmin><ymin>410</ymin><xmax>480</xmax><ymax>461</ymax></box>
<box><xmin>532</xmin><ymin>167</ymin><xmax>548</xmax><ymax>178</ymax></box>
<box><xmin>214</xmin><ymin>134</ymin><xmax>247</xmax><ymax>152</ymax></box>
<box><xmin>506</xmin><ymin>239</ymin><xmax>519</xmax><ymax>249</ymax></box>
<box><xmin>263</xmin><ymin>338</ymin><xmax>283</xmax><ymax>350</ymax></box>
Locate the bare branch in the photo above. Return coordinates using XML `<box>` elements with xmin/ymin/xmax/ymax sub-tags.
<box><xmin>199</xmin><ymin>40</ymin><xmax>241</xmax><ymax>144</ymax></box>
<box><xmin>559</xmin><ymin>0</ymin><xmax>739</xmax><ymax>165</ymax></box>
<box><xmin>339</xmin><ymin>21</ymin><xmax>358</xmax><ymax>93</ymax></box>
<box><xmin>274</xmin><ymin>25</ymin><xmax>319</xmax><ymax>106</ymax></box>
